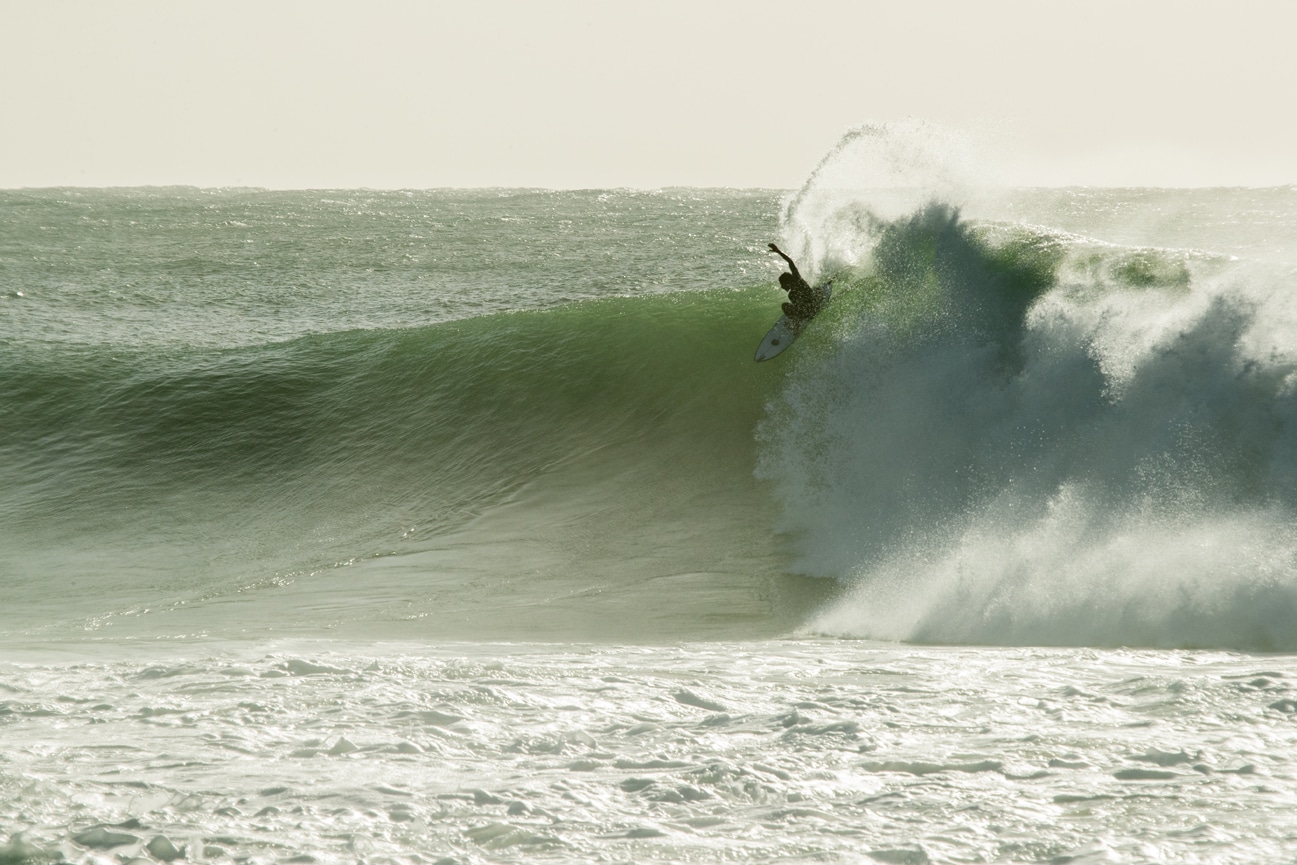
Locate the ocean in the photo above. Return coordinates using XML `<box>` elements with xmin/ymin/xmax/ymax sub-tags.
<box><xmin>4</xmin><ymin>134</ymin><xmax>1297</xmax><ymax>863</ymax></box>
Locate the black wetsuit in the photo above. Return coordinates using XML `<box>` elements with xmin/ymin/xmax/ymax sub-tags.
<box><xmin>770</xmin><ymin>244</ymin><xmax>817</xmax><ymax>320</ymax></box>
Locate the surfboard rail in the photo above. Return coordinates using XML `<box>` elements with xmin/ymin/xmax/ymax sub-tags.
<box><xmin>754</xmin><ymin>281</ymin><xmax>832</xmax><ymax>362</ymax></box>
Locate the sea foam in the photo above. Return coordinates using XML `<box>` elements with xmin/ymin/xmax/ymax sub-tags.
<box><xmin>761</xmin><ymin>127</ymin><xmax>1297</xmax><ymax>649</ymax></box>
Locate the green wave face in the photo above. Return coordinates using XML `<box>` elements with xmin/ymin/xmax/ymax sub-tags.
<box><xmin>0</xmin><ymin>286</ymin><xmax>835</xmax><ymax>640</ymax></box>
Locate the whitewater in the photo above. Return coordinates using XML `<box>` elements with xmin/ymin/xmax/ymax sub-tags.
<box><xmin>4</xmin><ymin>128</ymin><xmax>1297</xmax><ymax>863</ymax></box>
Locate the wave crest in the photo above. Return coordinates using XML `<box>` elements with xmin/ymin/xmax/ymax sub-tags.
<box><xmin>761</xmin><ymin>195</ymin><xmax>1297</xmax><ymax>650</ymax></box>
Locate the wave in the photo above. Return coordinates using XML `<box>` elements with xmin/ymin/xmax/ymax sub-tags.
<box><xmin>7</xmin><ymin>177</ymin><xmax>1297</xmax><ymax>649</ymax></box>
<box><xmin>762</xmin><ymin>194</ymin><xmax>1297</xmax><ymax>650</ymax></box>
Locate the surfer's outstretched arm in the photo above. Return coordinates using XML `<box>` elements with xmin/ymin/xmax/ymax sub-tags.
<box><xmin>768</xmin><ymin>243</ymin><xmax>802</xmax><ymax>280</ymax></box>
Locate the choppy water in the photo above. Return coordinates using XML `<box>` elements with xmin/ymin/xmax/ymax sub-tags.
<box><xmin>5</xmin><ymin>641</ymin><xmax>1297</xmax><ymax>865</ymax></box>
<box><xmin>4</xmin><ymin>126</ymin><xmax>1297</xmax><ymax>862</ymax></box>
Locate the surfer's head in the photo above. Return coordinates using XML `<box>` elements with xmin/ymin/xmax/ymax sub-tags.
<box><xmin>779</xmin><ymin>273</ymin><xmax>794</xmax><ymax>289</ymax></box>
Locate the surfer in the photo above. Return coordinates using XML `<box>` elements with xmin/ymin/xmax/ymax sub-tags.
<box><xmin>769</xmin><ymin>243</ymin><xmax>819</xmax><ymax>320</ymax></box>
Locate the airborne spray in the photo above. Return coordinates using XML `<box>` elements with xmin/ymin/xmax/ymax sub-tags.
<box><xmin>760</xmin><ymin>124</ymin><xmax>1297</xmax><ymax>650</ymax></box>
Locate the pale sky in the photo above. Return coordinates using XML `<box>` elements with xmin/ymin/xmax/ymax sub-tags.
<box><xmin>3</xmin><ymin>0</ymin><xmax>1295</xmax><ymax>189</ymax></box>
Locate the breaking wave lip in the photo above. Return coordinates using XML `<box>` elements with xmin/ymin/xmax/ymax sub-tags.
<box><xmin>760</xmin><ymin>190</ymin><xmax>1297</xmax><ymax>651</ymax></box>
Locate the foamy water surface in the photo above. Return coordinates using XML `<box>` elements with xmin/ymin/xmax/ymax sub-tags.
<box><xmin>5</xmin><ymin>641</ymin><xmax>1297</xmax><ymax>864</ymax></box>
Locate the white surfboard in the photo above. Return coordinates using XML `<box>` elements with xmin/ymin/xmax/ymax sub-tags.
<box><xmin>754</xmin><ymin>282</ymin><xmax>832</xmax><ymax>362</ymax></box>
